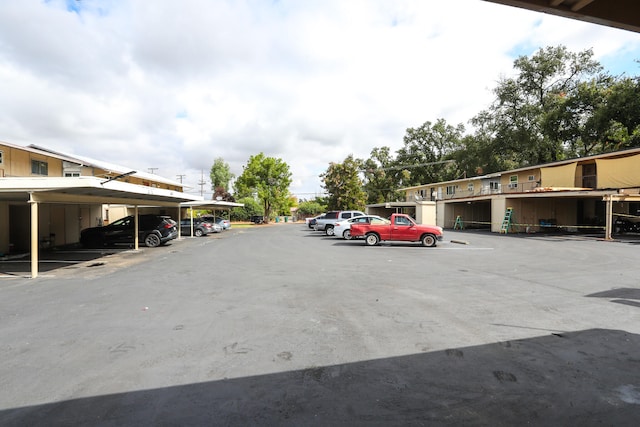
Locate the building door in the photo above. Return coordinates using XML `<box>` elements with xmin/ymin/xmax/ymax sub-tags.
<box><xmin>9</xmin><ymin>204</ymin><xmax>31</xmax><ymax>253</ymax></box>
<box><xmin>582</xmin><ymin>163</ymin><xmax>597</xmax><ymax>188</ymax></box>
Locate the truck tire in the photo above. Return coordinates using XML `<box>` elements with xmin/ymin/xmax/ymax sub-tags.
<box><xmin>421</xmin><ymin>234</ymin><xmax>436</xmax><ymax>247</ymax></box>
<box><xmin>365</xmin><ymin>233</ymin><xmax>379</xmax><ymax>246</ymax></box>
<box><xmin>325</xmin><ymin>225</ymin><xmax>335</xmax><ymax>236</ymax></box>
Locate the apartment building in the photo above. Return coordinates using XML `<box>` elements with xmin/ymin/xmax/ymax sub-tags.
<box><xmin>0</xmin><ymin>141</ymin><xmax>201</xmax><ymax>266</ymax></box>
<box><xmin>394</xmin><ymin>148</ymin><xmax>640</xmax><ymax>237</ymax></box>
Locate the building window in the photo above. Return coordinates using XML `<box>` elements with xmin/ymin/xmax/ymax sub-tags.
<box><xmin>31</xmin><ymin>159</ymin><xmax>48</xmax><ymax>175</ymax></box>
<box><xmin>528</xmin><ymin>175</ymin><xmax>535</xmax><ymax>181</ymax></box>
<box><xmin>467</xmin><ymin>183</ymin><xmax>474</xmax><ymax>192</ymax></box>
<box><xmin>509</xmin><ymin>175</ymin><xmax>518</xmax><ymax>189</ymax></box>
<box><xmin>582</xmin><ymin>163</ymin><xmax>597</xmax><ymax>188</ymax></box>
<box><xmin>0</xmin><ymin>150</ymin><xmax>3</xmax><ymax>165</ymax></box>
<box><xmin>489</xmin><ymin>181</ymin><xmax>500</xmax><ymax>190</ymax></box>
<box><xmin>64</xmin><ymin>172</ymin><xmax>81</xmax><ymax>177</ymax></box>
<box><xmin>446</xmin><ymin>185</ymin><xmax>456</xmax><ymax>195</ymax></box>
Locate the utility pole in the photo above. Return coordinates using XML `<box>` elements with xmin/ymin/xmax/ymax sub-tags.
<box><xmin>176</xmin><ymin>174</ymin><xmax>186</xmax><ymax>184</ymax></box>
<box><xmin>198</xmin><ymin>170</ymin><xmax>207</xmax><ymax>197</ymax></box>
<box><xmin>148</xmin><ymin>167</ymin><xmax>158</xmax><ymax>174</ymax></box>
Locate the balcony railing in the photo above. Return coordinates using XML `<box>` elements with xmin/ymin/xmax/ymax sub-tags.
<box><xmin>421</xmin><ymin>181</ymin><xmax>542</xmax><ymax>201</ymax></box>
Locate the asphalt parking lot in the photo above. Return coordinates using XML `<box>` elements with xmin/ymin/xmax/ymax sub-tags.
<box><xmin>1</xmin><ymin>224</ymin><xmax>640</xmax><ymax>426</ymax></box>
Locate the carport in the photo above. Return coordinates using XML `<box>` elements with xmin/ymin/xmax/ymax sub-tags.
<box><xmin>0</xmin><ymin>176</ymin><xmax>202</xmax><ymax>278</ymax></box>
<box><xmin>605</xmin><ymin>192</ymin><xmax>640</xmax><ymax>240</ymax></box>
<box><xmin>179</xmin><ymin>200</ymin><xmax>244</xmax><ymax>235</ymax></box>
<box><xmin>439</xmin><ymin>190</ymin><xmax>640</xmax><ymax>238</ymax></box>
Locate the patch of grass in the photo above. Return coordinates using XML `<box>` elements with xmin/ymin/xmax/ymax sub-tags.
<box><xmin>231</xmin><ymin>223</ymin><xmax>255</xmax><ymax>229</ymax></box>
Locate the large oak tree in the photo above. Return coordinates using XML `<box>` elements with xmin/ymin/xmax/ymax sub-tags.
<box><xmin>234</xmin><ymin>153</ymin><xmax>292</xmax><ymax>223</ymax></box>
<box><xmin>320</xmin><ymin>155</ymin><xmax>366</xmax><ymax>211</ymax></box>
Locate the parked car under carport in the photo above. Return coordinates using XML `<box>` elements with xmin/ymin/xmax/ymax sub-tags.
<box><xmin>80</xmin><ymin>215</ymin><xmax>178</xmax><ymax>248</ymax></box>
<box><xmin>180</xmin><ymin>218</ymin><xmax>221</xmax><ymax>236</ymax></box>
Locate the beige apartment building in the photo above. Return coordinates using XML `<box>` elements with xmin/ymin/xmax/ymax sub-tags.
<box><xmin>0</xmin><ymin>141</ymin><xmax>201</xmax><ymax>261</ymax></box>
<box><xmin>396</xmin><ymin>148</ymin><xmax>640</xmax><ymax>237</ymax></box>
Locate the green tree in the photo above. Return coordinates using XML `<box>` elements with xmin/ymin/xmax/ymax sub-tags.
<box><xmin>538</xmin><ymin>75</ymin><xmax>628</xmax><ymax>157</ymax></box>
<box><xmin>394</xmin><ymin>119</ymin><xmax>464</xmax><ymax>186</ymax></box>
<box><xmin>320</xmin><ymin>155</ymin><xmax>366</xmax><ymax>210</ymax></box>
<box><xmin>361</xmin><ymin>146</ymin><xmax>404</xmax><ymax>203</ymax></box>
<box><xmin>274</xmin><ymin>195</ymin><xmax>297</xmax><ymax>217</ymax></box>
<box><xmin>231</xmin><ymin>196</ymin><xmax>263</xmax><ymax>221</ymax></box>
<box><xmin>297</xmin><ymin>199</ymin><xmax>327</xmax><ymax>216</ymax></box>
<box><xmin>594</xmin><ymin>76</ymin><xmax>640</xmax><ymax>151</ymax></box>
<box><xmin>478</xmin><ymin>45</ymin><xmax>604</xmax><ymax>165</ymax></box>
<box><xmin>210</xmin><ymin>157</ymin><xmax>234</xmax><ymax>191</ymax></box>
<box><xmin>234</xmin><ymin>153</ymin><xmax>292</xmax><ymax>223</ymax></box>
<box><xmin>467</xmin><ymin>110</ymin><xmax>522</xmax><ymax>174</ymax></box>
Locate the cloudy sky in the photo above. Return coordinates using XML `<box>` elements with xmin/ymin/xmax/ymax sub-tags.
<box><xmin>1</xmin><ymin>0</ymin><xmax>639</xmax><ymax>199</ymax></box>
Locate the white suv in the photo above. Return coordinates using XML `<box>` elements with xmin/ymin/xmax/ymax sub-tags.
<box><xmin>314</xmin><ymin>210</ymin><xmax>365</xmax><ymax>236</ymax></box>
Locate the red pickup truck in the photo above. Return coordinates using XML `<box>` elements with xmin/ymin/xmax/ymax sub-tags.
<box><xmin>349</xmin><ymin>213</ymin><xmax>443</xmax><ymax>247</ymax></box>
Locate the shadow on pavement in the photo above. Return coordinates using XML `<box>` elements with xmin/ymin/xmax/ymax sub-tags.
<box><xmin>0</xmin><ymin>249</ymin><xmax>125</xmax><ymax>275</ymax></box>
<box><xmin>587</xmin><ymin>288</ymin><xmax>640</xmax><ymax>300</ymax></box>
<box><xmin>587</xmin><ymin>288</ymin><xmax>640</xmax><ymax>309</ymax></box>
<box><xmin>2</xmin><ymin>329</ymin><xmax>639</xmax><ymax>426</ymax></box>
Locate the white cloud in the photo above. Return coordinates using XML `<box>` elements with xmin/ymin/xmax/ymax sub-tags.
<box><xmin>1</xmin><ymin>0</ymin><xmax>639</xmax><ymax>198</ymax></box>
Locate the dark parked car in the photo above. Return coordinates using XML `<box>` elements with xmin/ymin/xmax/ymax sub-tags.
<box><xmin>614</xmin><ymin>216</ymin><xmax>640</xmax><ymax>233</ymax></box>
<box><xmin>180</xmin><ymin>218</ymin><xmax>220</xmax><ymax>237</ymax></box>
<box><xmin>250</xmin><ymin>215</ymin><xmax>264</xmax><ymax>224</ymax></box>
<box><xmin>80</xmin><ymin>214</ymin><xmax>178</xmax><ymax>248</ymax></box>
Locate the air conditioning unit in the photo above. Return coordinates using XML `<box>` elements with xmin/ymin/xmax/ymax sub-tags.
<box><xmin>508</xmin><ymin>183</ymin><xmax>518</xmax><ymax>189</ymax></box>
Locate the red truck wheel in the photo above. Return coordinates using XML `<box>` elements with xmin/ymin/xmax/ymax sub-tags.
<box><xmin>365</xmin><ymin>233</ymin><xmax>379</xmax><ymax>246</ymax></box>
<box><xmin>421</xmin><ymin>234</ymin><xmax>436</xmax><ymax>247</ymax></box>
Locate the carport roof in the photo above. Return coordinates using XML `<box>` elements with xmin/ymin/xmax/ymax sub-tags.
<box><xmin>0</xmin><ymin>176</ymin><xmax>203</xmax><ymax>206</ymax></box>
<box><xmin>26</xmin><ymin>144</ymin><xmax>186</xmax><ymax>188</ymax></box>
<box><xmin>181</xmin><ymin>200</ymin><xmax>245</xmax><ymax>209</ymax></box>
<box><xmin>483</xmin><ymin>0</ymin><xmax>640</xmax><ymax>34</ymax></box>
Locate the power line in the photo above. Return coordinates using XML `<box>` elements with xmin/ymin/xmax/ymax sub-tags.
<box><xmin>374</xmin><ymin>160</ymin><xmax>456</xmax><ymax>172</ymax></box>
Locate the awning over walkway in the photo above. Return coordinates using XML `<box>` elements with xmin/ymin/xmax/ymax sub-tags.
<box><xmin>596</xmin><ymin>154</ymin><xmax>640</xmax><ymax>189</ymax></box>
<box><xmin>540</xmin><ymin>163</ymin><xmax>577</xmax><ymax>188</ymax></box>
